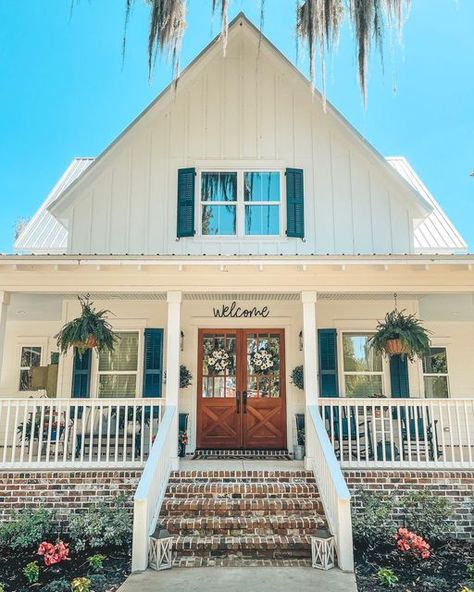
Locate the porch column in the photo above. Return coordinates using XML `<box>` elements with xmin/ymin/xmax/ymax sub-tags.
<box><xmin>166</xmin><ymin>290</ymin><xmax>182</xmax><ymax>467</ymax></box>
<box><xmin>301</xmin><ymin>291</ymin><xmax>319</xmax><ymax>405</ymax></box>
<box><xmin>0</xmin><ymin>291</ymin><xmax>10</xmax><ymax>382</ymax></box>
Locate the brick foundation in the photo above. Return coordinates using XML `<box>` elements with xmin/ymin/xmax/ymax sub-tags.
<box><xmin>344</xmin><ymin>470</ymin><xmax>474</xmax><ymax>538</ymax></box>
<box><xmin>0</xmin><ymin>470</ymin><xmax>142</xmax><ymax>526</ymax></box>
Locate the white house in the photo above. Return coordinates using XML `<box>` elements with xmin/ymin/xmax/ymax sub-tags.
<box><xmin>1</xmin><ymin>13</ymin><xmax>473</xmax><ymax>574</ymax></box>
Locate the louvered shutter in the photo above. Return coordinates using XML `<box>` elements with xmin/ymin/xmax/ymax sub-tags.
<box><xmin>143</xmin><ymin>329</ymin><xmax>164</xmax><ymax>398</ymax></box>
<box><xmin>71</xmin><ymin>348</ymin><xmax>92</xmax><ymax>398</ymax></box>
<box><xmin>390</xmin><ymin>355</ymin><xmax>410</xmax><ymax>398</ymax></box>
<box><xmin>285</xmin><ymin>168</ymin><xmax>305</xmax><ymax>238</ymax></box>
<box><xmin>177</xmin><ymin>168</ymin><xmax>196</xmax><ymax>238</ymax></box>
<box><xmin>318</xmin><ymin>329</ymin><xmax>339</xmax><ymax>398</ymax></box>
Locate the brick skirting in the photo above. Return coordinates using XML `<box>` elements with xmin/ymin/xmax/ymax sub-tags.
<box><xmin>344</xmin><ymin>470</ymin><xmax>474</xmax><ymax>538</ymax></box>
<box><xmin>0</xmin><ymin>470</ymin><xmax>142</xmax><ymax>526</ymax></box>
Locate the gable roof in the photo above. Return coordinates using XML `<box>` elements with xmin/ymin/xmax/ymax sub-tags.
<box><xmin>48</xmin><ymin>12</ymin><xmax>430</xmax><ymax>221</ymax></box>
<box><xmin>387</xmin><ymin>157</ymin><xmax>467</xmax><ymax>253</ymax></box>
<box><xmin>14</xmin><ymin>158</ymin><xmax>93</xmax><ymax>253</ymax></box>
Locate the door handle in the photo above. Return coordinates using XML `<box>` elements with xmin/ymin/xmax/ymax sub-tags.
<box><xmin>236</xmin><ymin>391</ymin><xmax>241</xmax><ymax>414</ymax></box>
<box><xmin>243</xmin><ymin>391</ymin><xmax>248</xmax><ymax>414</ymax></box>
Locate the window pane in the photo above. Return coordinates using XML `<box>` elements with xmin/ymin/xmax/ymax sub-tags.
<box><xmin>424</xmin><ymin>376</ymin><xmax>449</xmax><ymax>398</ymax></box>
<box><xmin>423</xmin><ymin>348</ymin><xmax>448</xmax><ymax>374</ymax></box>
<box><xmin>19</xmin><ymin>369</ymin><xmax>32</xmax><ymax>391</ymax></box>
<box><xmin>98</xmin><ymin>332</ymin><xmax>138</xmax><ymax>372</ymax></box>
<box><xmin>244</xmin><ymin>172</ymin><xmax>280</xmax><ymax>202</ymax></box>
<box><xmin>21</xmin><ymin>346</ymin><xmax>41</xmax><ymax>368</ymax></box>
<box><xmin>343</xmin><ymin>334</ymin><xmax>382</xmax><ymax>372</ymax></box>
<box><xmin>202</xmin><ymin>205</ymin><xmax>236</xmax><ymax>235</ymax></box>
<box><xmin>245</xmin><ymin>205</ymin><xmax>279</xmax><ymax>235</ymax></box>
<box><xmin>345</xmin><ymin>375</ymin><xmax>383</xmax><ymax>397</ymax></box>
<box><xmin>201</xmin><ymin>172</ymin><xmax>237</xmax><ymax>202</ymax></box>
<box><xmin>98</xmin><ymin>374</ymin><xmax>137</xmax><ymax>398</ymax></box>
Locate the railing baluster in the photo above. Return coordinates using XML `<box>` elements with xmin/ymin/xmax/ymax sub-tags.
<box><xmin>464</xmin><ymin>400</ymin><xmax>472</xmax><ymax>464</ymax></box>
<box><xmin>454</xmin><ymin>401</ymin><xmax>463</xmax><ymax>464</ymax></box>
<box><xmin>19</xmin><ymin>400</ymin><xmax>28</xmax><ymax>464</ymax></box>
<box><xmin>97</xmin><ymin>402</ymin><xmax>103</xmax><ymax>463</ymax></box>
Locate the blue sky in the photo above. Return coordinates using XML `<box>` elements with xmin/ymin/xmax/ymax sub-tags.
<box><xmin>0</xmin><ymin>1</ymin><xmax>473</xmax><ymax>253</ymax></box>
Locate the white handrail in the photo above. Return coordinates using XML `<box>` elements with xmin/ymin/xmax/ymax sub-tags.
<box><xmin>0</xmin><ymin>398</ymin><xmax>164</xmax><ymax>468</ymax></box>
<box><xmin>319</xmin><ymin>398</ymin><xmax>474</xmax><ymax>469</ymax></box>
<box><xmin>306</xmin><ymin>404</ymin><xmax>354</xmax><ymax>572</ymax></box>
<box><xmin>132</xmin><ymin>404</ymin><xmax>177</xmax><ymax>572</ymax></box>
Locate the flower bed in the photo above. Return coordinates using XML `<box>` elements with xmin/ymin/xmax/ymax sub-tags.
<box><xmin>355</xmin><ymin>539</ymin><xmax>474</xmax><ymax>592</ymax></box>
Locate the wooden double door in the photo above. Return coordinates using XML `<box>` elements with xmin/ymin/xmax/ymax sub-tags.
<box><xmin>197</xmin><ymin>329</ymin><xmax>286</xmax><ymax>449</ymax></box>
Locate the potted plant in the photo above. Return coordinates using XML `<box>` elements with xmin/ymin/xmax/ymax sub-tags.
<box><xmin>290</xmin><ymin>365</ymin><xmax>304</xmax><ymax>390</ymax></box>
<box><xmin>368</xmin><ymin>309</ymin><xmax>431</xmax><ymax>362</ymax></box>
<box><xmin>179</xmin><ymin>365</ymin><xmax>192</xmax><ymax>389</ymax></box>
<box><xmin>294</xmin><ymin>427</ymin><xmax>305</xmax><ymax>460</ymax></box>
<box><xmin>366</xmin><ymin>393</ymin><xmax>388</xmax><ymax>418</ymax></box>
<box><xmin>179</xmin><ymin>430</ymin><xmax>188</xmax><ymax>457</ymax></box>
<box><xmin>55</xmin><ymin>296</ymin><xmax>118</xmax><ymax>356</ymax></box>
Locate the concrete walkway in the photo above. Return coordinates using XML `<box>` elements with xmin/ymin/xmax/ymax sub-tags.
<box><xmin>118</xmin><ymin>567</ymin><xmax>357</xmax><ymax>592</ymax></box>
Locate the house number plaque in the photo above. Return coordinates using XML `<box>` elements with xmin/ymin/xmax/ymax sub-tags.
<box><xmin>213</xmin><ymin>301</ymin><xmax>270</xmax><ymax>319</ymax></box>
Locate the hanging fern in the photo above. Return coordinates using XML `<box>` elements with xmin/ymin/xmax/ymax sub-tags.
<box><xmin>55</xmin><ymin>296</ymin><xmax>119</xmax><ymax>356</ymax></box>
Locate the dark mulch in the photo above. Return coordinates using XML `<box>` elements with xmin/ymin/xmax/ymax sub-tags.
<box><xmin>0</xmin><ymin>544</ymin><xmax>131</xmax><ymax>592</ymax></box>
<box><xmin>355</xmin><ymin>539</ymin><xmax>474</xmax><ymax>592</ymax></box>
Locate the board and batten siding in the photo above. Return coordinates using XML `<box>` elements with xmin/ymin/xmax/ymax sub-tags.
<box><xmin>64</xmin><ymin>23</ymin><xmax>419</xmax><ymax>256</ymax></box>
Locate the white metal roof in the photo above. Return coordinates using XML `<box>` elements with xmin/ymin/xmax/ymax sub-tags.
<box><xmin>14</xmin><ymin>158</ymin><xmax>94</xmax><ymax>253</ymax></box>
<box><xmin>387</xmin><ymin>157</ymin><xmax>467</xmax><ymax>254</ymax></box>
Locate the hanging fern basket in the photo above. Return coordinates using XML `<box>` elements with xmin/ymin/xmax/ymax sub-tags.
<box><xmin>71</xmin><ymin>335</ymin><xmax>98</xmax><ymax>350</ymax></box>
<box><xmin>383</xmin><ymin>338</ymin><xmax>411</xmax><ymax>357</ymax></box>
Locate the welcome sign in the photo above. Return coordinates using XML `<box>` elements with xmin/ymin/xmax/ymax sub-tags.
<box><xmin>213</xmin><ymin>301</ymin><xmax>270</xmax><ymax>319</ymax></box>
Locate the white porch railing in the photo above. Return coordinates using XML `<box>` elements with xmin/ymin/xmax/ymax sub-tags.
<box><xmin>0</xmin><ymin>398</ymin><xmax>164</xmax><ymax>469</ymax></box>
<box><xmin>319</xmin><ymin>398</ymin><xmax>474</xmax><ymax>469</ymax></box>
<box><xmin>306</xmin><ymin>405</ymin><xmax>354</xmax><ymax>572</ymax></box>
<box><xmin>132</xmin><ymin>405</ymin><xmax>177</xmax><ymax>572</ymax></box>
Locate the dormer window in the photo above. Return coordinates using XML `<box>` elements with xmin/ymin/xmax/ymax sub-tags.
<box><xmin>200</xmin><ymin>171</ymin><xmax>281</xmax><ymax>237</ymax></box>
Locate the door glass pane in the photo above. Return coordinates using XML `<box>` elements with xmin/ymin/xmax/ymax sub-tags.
<box><xmin>244</xmin><ymin>205</ymin><xmax>279</xmax><ymax>235</ymax></box>
<box><xmin>201</xmin><ymin>333</ymin><xmax>236</xmax><ymax>398</ymax></box>
<box><xmin>247</xmin><ymin>332</ymin><xmax>281</xmax><ymax>398</ymax></box>
<box><xmin>244</xmin><ymin>172</ymin><xmax>280</xmax><ymax>202</ymax></box>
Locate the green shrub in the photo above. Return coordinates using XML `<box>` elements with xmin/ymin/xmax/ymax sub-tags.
<box><xmin>23</xmin><ymin>561</ymin><xmax>40</xmax><ymax>584</ymax></box>
<box><xmin>467</xmin><ymin>563</ymin><xmax>474</xmax><ymax>577</ymax></box>
<box><xmin>68</xmin><ymin>497</ymin><xmax>131</xmax><ymax>551</ymax></box>
<box><xmin>352</xmin><ymin>490</ymin><xmax>395</xmax><ymax>547</ymax></box>
<box><xmin>377</xmin><ymin>567</ymin><xmax>398</xmax><ymax>587</ymax></box>
<box><xmin>400</xmin><ymin>490</ymin><xmax>453</xmax><ymax>542</ymax></box>
<box><xmin>0</xmin><ymin>509</ymin><xmax>55</xmax><ymax>551</ymax></box>
<box><xmin>89</xmin><ymin>574</ymin><xmax>107</xmax><ymax>590</ymax></box>
<box><xmin>42</xmin><ymin>580</ymin><xmax>71</xmax><ymax>592</ymax></box>
<box><xmin>0</xmin><ymin>582</ymin><xmax>5</xmax><ymax>592</ymax></box>
<box><xmin>71</xmin><ymin>577</ymin><xmax>91</xmax><ymax>592</ymax></box>
<box><xmin>88</xmin><ymin>553</ymin><xmax>106</xmax><ymax>572</ymax></box>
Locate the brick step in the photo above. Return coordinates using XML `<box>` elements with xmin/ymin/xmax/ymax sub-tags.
<box><xmin>173</xmin><ymin>556</ymin><xmax>312</xmax><ymax>568</ymax></box>
<box><xmin>161</xmin><ymin>514</ymin><xmax>325</xmax><ymax>536</ymax></box>
<box><xmin>165</xmin><ymin>481</ymin><xmax>318</xmax><ymax>499</ymax></box>
<box><xmin>161</xmin><ymin>497</ymin><xmax>324</xmax><ymax>518</ymax></box>
<box><xmin>169</xmin><ymin>470</ymin><xmax>315</xmax><ymax>482</ymax></box>
<box><xmin>171</xmin><ymin>534</ymin><xmax>313</xmax><ymax>559</ymax></box>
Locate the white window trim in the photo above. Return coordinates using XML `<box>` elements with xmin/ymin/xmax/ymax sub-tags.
<box><xmin>91</xmin><ymin>330</ymin><xmax>144</xmax><ymax>399</ymax></box>
<box><xmin>422</xmin><ymin>345</ymin><xmax>450</xmax><ymax>399</ymax></box>
<box><xmin>17</xmin><ymin>341</ymin><xmax>47</xmax><ymax>393</ymax></box>
<box><xmin>196</xmin><ymin>168</ymin><xmax>285</xmax><ymax>239</ymax></box>
<box><xmin>338</xmin><ymin>330</ymin><xmax>390</xmax><ymax>398</ymax></box>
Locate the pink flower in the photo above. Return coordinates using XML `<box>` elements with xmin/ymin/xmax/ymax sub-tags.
<box><xmin>37</xmin><ymin>540</ymin><xmax>70</xmax><ymax>566</ymax></box>
<box><xmin>394</xmin><ymin>528</ymin><xmax>430</xmax><ymax>560</ymax></box>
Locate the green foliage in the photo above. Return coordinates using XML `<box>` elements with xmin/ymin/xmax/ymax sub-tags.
<box><xmin>55</xmin><ymin>296</ymin><xmax>118</xmax><ymax>356</ymax></box>
<box><xmin>42</xmin><ymin>580</ymin><xmax>71</xmax><ymax>592</ymax></box>
<box><xmin>69</xmin><ymin>497</ymin><xmax>132</xmax><ymax>551</ymax></box>
<box><xmin>0</xmin><ymin>508</ymin><xmax>54</xmax><ymax>551</ymax></box>
<box><xmin>296</xmin><ymin>427</ymin><xmax>305</xmax><ymax>446</ymax></box>
<box><xmin>89</xmin><ymin>574</ymin><xmax>107</xmax><ymax>590</ymax></box>
<box><xmin>23</xmin><ymin>561</ymin><xmax>40</xmax><ymax>584</ymax></box>
<box><xmin>352</xmin><ymin>490</ymin><xmax>395</xmax><ymax>547</ymax></box>
<box><xmin>400</xmin><ymin>490</ymin><xmax>453</xmax><ymax>542</ymax></box>
<box><xmin>87</xmin><ymin>553</ymin><xmax>106</xmax><ymax>572</ymax></box>
<box><xmin>290</xmin><ymin>365</ymin><xmax>304</xmax><ymax>390</ymax></box>
<box><xmin>377</xmin><ymin>567</ymin><xmax>398</xmax><ymax>587</ymax></box>
<box><xmin>0</xmin><ymin>582</ymin><xmax>5</xmax><ymax>592</ymax></box>
<box><xmin>179</xmin><ymin>365</ymin><xmax>192</xmax><ymax>389</ymax></box>
<box><xmin>71</xmin><ymin>577</ymin><xmax>91</xmax><ymax>592</ymax></box>
<box><xmin>369</xmin><ymin>309</ymin><xmax>431</xmax><ymax>362</ymax></box>
<box><xmin>467</xmin><ymin>563</ymin><xmax>474</xmax><ymax>577</ymax></box>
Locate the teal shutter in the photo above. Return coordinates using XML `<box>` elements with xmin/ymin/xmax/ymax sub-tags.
<box><xmin>177</xmin><ymin>168</ymin><xmax>196</xmax><ymax>238</ymax></box>
<box><xmin>71</xmin><ymin>349</ymin><xmax>91</xmax><ymax>398</ymax></box>
<box><xmin>318</xmin><ymin>329</ymin><xmax>339</xmax><ymax>398</ymax></box>
<box><xmin>285</xmin><ymin>168</ymin><xmax>304</xmax><ymax>238</ymax></box>
<box><xmin>143</xmin><ymin>329</ymin><xmax>164</xmax><ymax>398</ymax></box>
<box><xmin>390</xmin><ymin>355</ymin><xmax>410</xmax><ymax>398</ymax></box>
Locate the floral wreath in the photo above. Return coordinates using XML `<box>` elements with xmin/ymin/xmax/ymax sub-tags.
<box><xmin>250</xmin><ymin>349</ymin><xmax>274</xmax><ymax>375</ymax></box>
<box><xmin>206</xmin><ymin>347</ymin><xmax>232</xmax><ymax>373</ymax></box>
